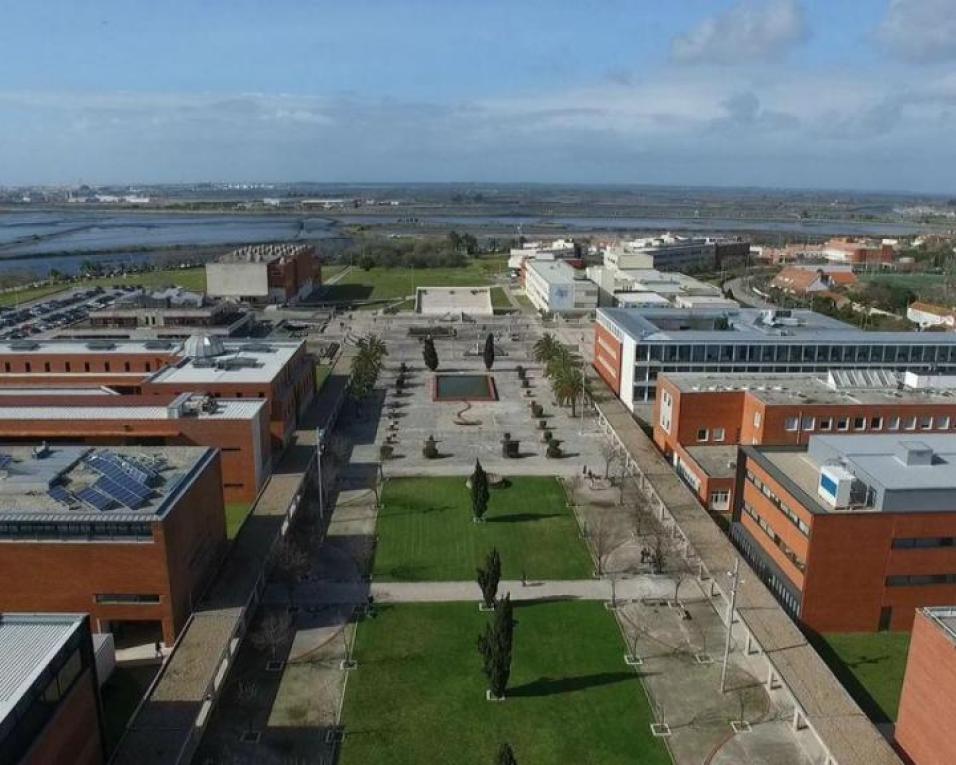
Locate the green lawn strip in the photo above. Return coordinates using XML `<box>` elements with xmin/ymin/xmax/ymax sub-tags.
<box><xmin>373</xmin><ymin>476</ymin><xmax>591</xmax><ymax>581</ymax></box>
<box><xmin>339</xmin><ymin>601</ymin><xmax>669</xmax><ymax>765</ymax></box>
<box><xmin>490</xmin><ymin>286</ymin><xmax>513</xmax><ymax>312</ymax></box>
<box><xmin>323</xmin><ymin>258</ymin><xmax>507</xmax><ymax>305</ymax></box>
<box><xmin>814</xmin><ymin>632</ymin><xmax>911</xmax><ymax>722</ymax></box>
<box><xmin>315</xmin><ymin>364</ymin><xmax>332</xmax><ymax>393</ymax></box>
<box><xmin>225</xmin><ymin>501</ymin><xmax>253</xmax><ymax>539</ymax></box>
<box><xmin>100</xmin><ymin>664</ymin><xmax>159</xmax><ymax>753</ymax></box>
<box><xmin>0</xmin><ymin>283</ymin><xmax>69</xmax><ymax>307</ymax></box>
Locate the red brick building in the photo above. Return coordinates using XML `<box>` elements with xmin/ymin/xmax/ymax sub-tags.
<box><xmin>0</xmin><ymin>444</ymin><xmax>226</xmax><ymax>645</ymax></box>
<box><xmin>0</xmin><ymin>336</ymin><xmax>316</xmax><ymax>450</ymax></box>
<box><xmin>895</xmin><ymin>607</ymin><xmax>956</xmax><ymax>765</ymax></box>
<box><xmin>205</xmin><ymin>244</ymin><xmax>318</xmax><ymax>304</ymax></box>
<box><xmin>0</xmin><ymin>614</ymin><xmax>105</xmax><ymax>765</ymax></box>
<box><xmin>733</xmin><ymin>435</ymin><xmax>956</xmax><ymax>632</ymax></box>
<box><xmin>653</xmin><ymin>370</ymin><xmax>956</xmax><ymax>516</ymax></box>
<box><xmin>0</xmin><ymin>392</ymin><xmax>270</xmax><ymax>503</ymax></box>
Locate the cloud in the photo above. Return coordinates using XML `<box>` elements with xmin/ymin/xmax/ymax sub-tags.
<box><xmin>671</xmin><ymin>0</ymin><xmax>808</xmax><ymax>64</ymax></box>
<box><xmin>877</xmin><ymin>0</ymin><xmax>956</xmax><ymax>62</ymax></box>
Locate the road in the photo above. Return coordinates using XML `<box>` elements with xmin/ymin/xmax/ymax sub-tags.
<box><xmin>723</xmin><ymin>275</ymin><xmax>774</xmax><ymax>309</ymax></box>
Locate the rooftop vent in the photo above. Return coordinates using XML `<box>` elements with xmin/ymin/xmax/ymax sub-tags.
<box><xmin>240</xmin><ymin>343</ymin><xmax>275</xmax><ymax>353</ymax></box>
<box><xmin>183</xmin><ymin>334</ymin><xmax>226</xmax><ymax>359</ymax></box>
<box><xmin>895</xmin><ymin>441</ymin><xmax>935</xmax><ymax>467</ymax></box>
<box><xmin>8</xmin><ymin>340</ymin><xmax>38</xmax><ymax>351</ymax></box>
<box><xmin>86</xmin><ymin>340</ymin><xmax>116</xmax><ymax>350</ymax></box>
<box><xmin>144</xmin><ymin>339</ymin><xmax>175</xmax><ymax>350</ymax></box>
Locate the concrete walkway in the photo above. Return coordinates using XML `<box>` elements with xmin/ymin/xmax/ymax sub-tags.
<box><xmin>265</xmin><ymin>575</ymin><xmax>678</xmax><ymax>606</ymax></box>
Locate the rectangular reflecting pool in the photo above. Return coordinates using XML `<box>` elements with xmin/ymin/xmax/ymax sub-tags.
<box><xmin>433</xmin><ymin>374</ymin><xmax>498</xmax><ymax>401</ymax></box>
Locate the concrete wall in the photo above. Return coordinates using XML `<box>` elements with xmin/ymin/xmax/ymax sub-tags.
<box><xmin>206</xmin><ymin>262</ymin><xmax>269</xmax><ymax>299</ymax></box>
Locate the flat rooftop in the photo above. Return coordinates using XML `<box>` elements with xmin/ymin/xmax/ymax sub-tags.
<box><xmin>661</xmin><ymin>370</ymin><xmax>956</xmax><ymax>406</ymax></box>
<box><xmin>752</xmin><ymin>434</ymin><xmax>956</xmax><ymax>514</ymax></box>
<box><xmin>0</xmin><ymin>613</ymin><xmax>85</xmax><ymax>722</ymax></box>
<box><xmin>527</xmin><ymin>259</ymin><xmax>581</xmax><ymax>285</ymax></box>
<box><xmin>0</xmin><ymin>395</ymin><xmax>265</xmax><ymax>422</ymax></box>
<box><xmin>598</xmin><ymin>306</ymin><xmax>956</xmax><ymax>344</ymax></box>
<box><xmin>416</xmin><ymin>286</ymin><xmax>493</xmax><ymax>316</ymax></box>
<box><xmin>216</xmin><ymin>243</ymin><xmax>312</xmax><ymax>264</ymax></box>
<box><xmin>148</xmin><ymin>340</ymin><xmax>302</xmax><ymax>385</ymax></box>
<box><xmin>924</xmin><ymin>607</ymin><xmax>956</xmax><ymax>641</ymax></box>
<box><xmin>0</xmin><ymin>444</ymin><xmax>213</xmax><ymax>523</ymax></box>
<box><xmin>684</xmin><ymin>445</ymin><xmax>739</xmax><ymax>478</ymax></box>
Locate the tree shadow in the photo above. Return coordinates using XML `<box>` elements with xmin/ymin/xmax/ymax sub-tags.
<box><xmin>485</xmin><ymin>512</ymin><xmax>561</xmax><ymax>523</ymax></box>
<box><xmin>506</xmin><ymin>671</ymin><xmax>635</xmax><ymax>698</ymax></box>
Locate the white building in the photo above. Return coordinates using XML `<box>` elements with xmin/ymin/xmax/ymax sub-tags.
<box><xmin>586</xmin><ymin>266</ymin><xmax>731</xmax><ymax>308</ymax></box>
<box><xmin>525</xmin><ymin>260</ymin><xmax>597</xmax><ymax>314</ymax></box>
<box><xmin>507</xmin><ymin>238</ymin><xmax>576</xmax><ymax>270</ymax></box>
<box><xmin>604</xmin><ymin>233</ymin><xmax>716</xmax><ymax>272</ymax></box>
<box><xmin>907</xmin><ymin>302</ymin><xmax>956</xmax><ymax>330</ymax></box>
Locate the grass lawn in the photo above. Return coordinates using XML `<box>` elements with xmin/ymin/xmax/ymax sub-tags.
<box><xmin>315</xmin><ymin>364</ymin><xmax>332</xmax><ymax>393</ymax></box>
<box><xmin>0</xmin><ymin>267</ymin><xmax>207</xmax><ymax>307</ymax></box>
<box><xmin>815</xmin><ymin>632</ymin><xmax>911</xmax><ymax>722</ymax></box>
<box><xmin>339</xmin><ymin>602</ymin><xmax>668</xmax><ymax>765</ymax></box>
<box><xmin>321</xmin><ymin>257</ymin><xmax>507</xmax><ymax>305</ymax></box>
<box><xmin>490</xmin><ymin>286</ymin><xmax>513</xmax><ymax>312</ymax></box>
<box><xmin>373</xmin><ymin>477</ymin><xmax>591</xmax><ymax>581</ymax></box>
<box><xmin>225</xmin><ymin>501</ymin><xmax>253</xmax><ymax>539</ymax></box>
<box><xmin>100</xmin><ymin>664</ymin><xmax>158</xmax><ymax>753</ymax></box>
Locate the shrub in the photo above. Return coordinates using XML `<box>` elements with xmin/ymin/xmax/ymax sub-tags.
<box><xmin>423</xmin><ymin>435</ymin><xmax>439</xmax><ymax>459</ymax></box>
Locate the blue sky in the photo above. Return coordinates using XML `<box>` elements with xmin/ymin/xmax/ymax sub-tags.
<box><xmin>1</xmin><ymin>0</ymin><xmax>955</xmax><ymax>192</ymax></box>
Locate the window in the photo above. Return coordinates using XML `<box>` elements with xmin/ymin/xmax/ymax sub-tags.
<box><xmin>853</xmin><ymin>417</ymin><xmax>866</xmax><ymax>430</ymax></box>
<box><xmin>784</xmin><ymin>417</ymin><xmax>799</xmax><ymax>432</ymax></box>
<box><xmin>2</xmin><ymin>363</ymin><xmax>8</xmax><ymax>373</ymax></box>
<box><xmin>65</xmin><ymin>361</ymin><xmax>71</xmax><ymax>372</ymax></box>
<box><xmin>44</xmin><ymin>362</ymin><xmax>50</xmax><ymax>372</ymax></box>
<box><xmin>892</xmin><ymin>537</ymin><xmax>956</xmax><ymax>549</ymax></box>
<box><xmin>888</xmin><ymin>416</ymin><xmax>900</xmax><ymax>431</ymax></box>
<box><xmin>94</xmin><ymin>593</ymin><xmax>161</xmax><ymax>604</ymax></box>
<box><xmin>24</xmin><ymin>362</ymin><xmax>31</xmax><ymax>373</ymax></box>
<box><xmin>710</xmin><ymin>490</ymin><xmax>730</xmax><ymax>506</ymax></box>
<box><xmin>837</xmin><ymin>417</ymin><xmax>849</xmax><ymax>431</ymax></box>
<box><xmin>712</xmin><ymin>427</ymin><xmax>725</xmax><ymax>442</ymax></box>
<box><xmin>819</xmin><ymin>417</ymin><xmax>832</xmax><ymax>431</ymax></box>
<box><xmin>753</xmin><ymin>412</ymin><xmax>762</xmax><ymax>427</ymax></box>
<box><xmin>801</xmin><ymin>416</ymin><xmax>815</xmax><ymax>431</ymax></box>
<box><xmin>938</xmin><ymin>416</ymin><xmax>951</xmax><ymax>430</ymax></box>
<box><xmin>904</xmin><ymin>416</ymin><xmax>917</xmax><ymax>431</ymax></box>
<box><xmin>84</xmin><ymin>362</ymin><xmax>90</xmax><ymax>372</ymax></box>
<box><xmin>870</xmin><ymin>416</ymin><xmax>883</xmax><ymax>430</ymax></box>
<box><xmin>696</xmin><ymin>428</ymin><xmax>708</xmax><ymax>442</ymax></box>
<box><xmin>104</xmin><ymin>362</ymin><xmax>110</xmax><ymax>372</ymax></box>
<box><xmin>124</xmin><ymin>362</ymin><xmax>131</xmax><ymax>372</ymax></box>
<box><xmin>145</xmin><ymin>362</ymin><xmax>151</xmax><ymax>372</ymax></box>
<box><xmin>919</xmin><ymin>416</ymin><xmax>933</xmax><ymax>430</ymax></box>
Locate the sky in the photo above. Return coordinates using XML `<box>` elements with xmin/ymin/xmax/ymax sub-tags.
<box><xmin>1</xmin><ymin>0</ymin><xmax>956</xmax><ymax>193</ymax></box>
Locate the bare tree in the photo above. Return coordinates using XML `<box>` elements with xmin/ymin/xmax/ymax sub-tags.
<box><xmin>251</xmin><ymin>611</ymin><xmax>293</xmax><ymax>659</ymax></box>
<box><xmin>590</xmin><ymin>511</ymin><xmax>616</xmax><ymax>576</ymax></box>
<box><xmin>650</xmin><ymin>531</ymin><xmax>694</xmax><ymax>604</ymax></box>
<box><xmin>272</xmin><ymin>538</ymin><xmax>310</xmax><ymax>605</ymax></box>
<box><xmin>599</xmin><ymin>439</ymin><xmax>620</xmax><ymax>480</ymax></box>
<box><xmin>235</xmin><ymin>679</ymin><xmax>258</xmax><ymax>734</ymax></box>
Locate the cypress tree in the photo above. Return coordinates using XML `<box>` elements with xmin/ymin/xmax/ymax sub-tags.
<box><xmin>422</xmin><ymin>336</ymin><xmax>439</xmax><ymax>371</ymax></box>
<box><xmin>471</xmin><ymin>459</ymin><xmax>490</xmax><ymax>521</ymax></box>
<box><xmin>496</xmin><ymin>743</ymin><xmax>518</xmax><ymax>765</ymax></box>
<box><xmin>483</xmin><ymin>332</ymin><xmax>495</xmax><ymax>371</ymax></box>
<box><xmin>476</xmin><ymin>547</ymin><xmax>501</xmax><ymax>608</ymax></box>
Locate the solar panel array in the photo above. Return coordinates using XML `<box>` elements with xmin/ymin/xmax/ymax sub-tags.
<box><xmin>48</xmin><ymin>485</ymin><xmax>75</xmax><ymax>506</ymax></box>
<box><xmin>76</xmin><ymin>486</ymin><xmax>115</xmax><ymax>512</ymax></box>
<box><xmin>95</xmin><ymin>475</ymin><xmax>149</xmax><ymax>509</ymax></box>
<box><xmin>88</xmin><ymin>451</ymin><xmax>158</xmax><ymax>485</ymax></box>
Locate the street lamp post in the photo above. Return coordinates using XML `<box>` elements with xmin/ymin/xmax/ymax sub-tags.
<box><xmin>315</xmin><ymin>427</ymin><xmax>326</xmax><ymax>519</ymax></box>
<box><xmin>720</xmin><ymin>558</ymin><xmax>741</xmax><ymax>693</ymax></box>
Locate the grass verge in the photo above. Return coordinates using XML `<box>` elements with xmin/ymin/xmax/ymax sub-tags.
<box><xmin>339</xmin><ymin>601</ymin><xmax>669</xmax><ymax>765</ymax></box>
<box><xmin>814</xmin><ymin>631</ymin><xmax>911</xmax><ymax>722</ymax></box>
<box><xmin>225</xmin><ymin>501</ymin><xmax>253</xmax><ymax>539</ymax></box>
<box><xmin>373</xmin><ymin>476</ymin><xmax>591</xmax><ymax>581</ymax></box>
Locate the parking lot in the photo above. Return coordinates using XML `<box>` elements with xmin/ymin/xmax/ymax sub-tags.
<box><xmin>0</xmin><ymin>286</ymin><xmax>127</xmax><ymax>340</ymax></box>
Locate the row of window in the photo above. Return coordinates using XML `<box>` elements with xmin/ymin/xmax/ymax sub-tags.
<box><xmin>0</xmin><ymin>521</ymin><xmax>153</xmax><ymax>541</ymax></box>
<box><xmin>742</xmin><ymin>502</ymin><xmax>807</xmax><ymax>572</ymax></box>
<box><xmin>745</xmin><ymin>470</ymin><xmax>811</xmax><ymax>535</ymax></box>
<box><xmin>730</xmin><ymin>523</ymin><xmax>802</xmax><ymax>617</ymax></box>
<box><xmin>783</xmin><ymin>413</ymin><xmax>954</xmax><ymax>434</ymax></box>
<box><xmin>892</xmin><ymin>536</ymin><xmax>956</xmax><ymax>549</ymax></box>
<box><xmin>3</xmin><ymin>360</ymin><xmax>152</xmax><ymax>373</ymax></box>
<box><xmin>638</xmin><ymin>343</ymin><xmax>956</xmax><ymax>365</ymax></box>
<box><xmin>94</xmin><ymin>593</ymin><xmax>161</xmax><ymax>604</ymax></box>
<box><xmin>696</xmin><ymin>427</ymin><xmax>726</xmax><ymax>443</ymax></box>
<box><xmin>886</xmin><ymin>573</ymin><xmax>956</xmax><ymax>587</ymax></box>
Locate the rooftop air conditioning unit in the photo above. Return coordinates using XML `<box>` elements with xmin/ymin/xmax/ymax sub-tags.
<box><xmin>818</xmin><ymin>464</ymin><xmax>866</xmax><ymax>508</ymax></box>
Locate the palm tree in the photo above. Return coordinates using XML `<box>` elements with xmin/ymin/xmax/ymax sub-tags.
<box><xmin>551</xmin><ymin>362</ymin><xmax>586</xmax><ymax>416</ymax></box>
<box><xmin>532</xmin><ymin>333</ymin><xmax>560</xmax><ymax>364</ymax></box>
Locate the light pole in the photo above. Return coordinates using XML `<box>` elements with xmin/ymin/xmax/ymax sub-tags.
<box><xmin>720</xmin><ymin>558</ymin><xmax>741</xmax><ymax>693</ymax></box>
<box><xmin>578</xmin><ymin>365</ymin><xmax>585</xmax><ymax>436</ymax></box>
<box><xmin>315</xmin><ymin>427</ymin><xmax>326</xmax><ymax>519</ymax></box>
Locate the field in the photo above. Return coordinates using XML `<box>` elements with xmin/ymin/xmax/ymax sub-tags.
<box><xmin>320</xmin><ymin>257</ymin><xmax>508</xmax><ymax>305</ymax></box>
<box><xmin>0</xmin><ymin>266</ymin><xmax>207</xmax><ymax>307</ymax></box>
<box><xmin>372</xmin><ymin>477</ymin><xmax>592</xmax><ymax>581</ymax></box>
<box><xmin>860</xmin><ymin>272</ymin><xmax>952</xmax><ymax>304</ymax></box>
<box><xmin>338</xmin><ymin>602</ymin><xmax>670</xmax><ymax>765</ymax></box>
<box><xmin>815</xmin><ymin>632</ymin><xmax>911</xmax><ymax>722</ymax></box>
